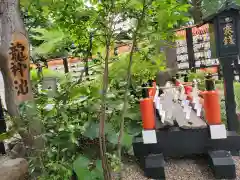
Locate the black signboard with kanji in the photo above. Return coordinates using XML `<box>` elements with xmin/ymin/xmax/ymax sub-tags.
<box><xmin>217</xmin><ymin>13</ymin><xmax>239</xmax><ymax>57</ymax></box>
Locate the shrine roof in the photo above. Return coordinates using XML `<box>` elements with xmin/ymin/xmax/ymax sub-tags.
<box><xmin>203</xmin><ymin>1</ymin><xmax>240</xmax><ymax>22</ymax></box>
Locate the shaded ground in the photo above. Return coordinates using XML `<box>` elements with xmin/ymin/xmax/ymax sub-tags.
<box><xmin>122</xmin><ymin>156</ymin><xmax>240</xmax><ymax>180</ymax></box>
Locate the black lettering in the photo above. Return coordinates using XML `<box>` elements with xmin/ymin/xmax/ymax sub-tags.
<box><xmin>14</xmin><ymin>79</ymin><xmax>28</xmax><ymax>96</ymax></box>
<box><xmin>9</xmin><ymin>43</ymin><xmax>27</xmax><ymax>77</ymax></box>
<box><xmin>9</xmin><ymin>43</ymin><xmax>27</xmax><ymax>62</ymax></box>
<box><xmin>10</xmin><ymin>62</ymin><xmax>27</xmax><ymax>77</ymax></box>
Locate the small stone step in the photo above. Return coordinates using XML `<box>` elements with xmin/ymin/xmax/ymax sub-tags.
<box><xmin>208</xmin><ymin>150</ymin><xmax>236</xmax><ymax>179</ymax></box>
<box><xmin>144</xmin><ymin>154</ymin><xmax>166</xmax><ymax>179</ymax></box>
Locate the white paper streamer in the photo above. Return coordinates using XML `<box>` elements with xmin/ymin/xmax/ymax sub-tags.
<box><xmin>153</xmin><ymin>86</ymin><xmax>159</xmax><ymax>103</ymax></box>
<box><xmin>183</xmin><ymin>101</ymin><xmax>190</xmax><ymax>112</ymax></box>
<box><xmin>197</xmin><ymin>104</ymin><xmax>202</xmax><ymax>117</ymax></box>
<box><xmin>186</xmin><ymin>106</ymin><xmax>192</xmax><ymax>119</ymax></box>
<box><xmin>155</xmin><ymin>97</ymin><xmax>160</xmax><ymax>110</ymax></box>
<box><xmin>161</xmin><ymin>110</ymin><xmax>165</xmax><ymax>123</ymax></box>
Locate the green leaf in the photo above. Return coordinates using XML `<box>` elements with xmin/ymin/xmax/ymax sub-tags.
<box><xmin>122</xmin><ymin>132</ymin><xmax>133</xmax><ymax>148</ymax></box>
<box><xmin>106</xmin><ymin>93</ymin><xmax>116</xmax><ymax>99</ymax></box>
<box><xmin>83</xmin><ymin>121</ymin><xmax>114</xmax><ymax>140</ymax></box>
<box><xmin>95</xmin><ymin>160</ymin><xmax>103</xmax><ymax>174</ymax></box>
<box><xmin>73</xmin><ymin>155</ymin><xmax>89</xmax><ymax>167</ymax></box>
<box><xmin>73</xmin><ymin>156</ymin><xmax>91</xmax><ymax>180</ymax></box>
<box><xmin>107</xmin><ymin>132</ymin><xmax>118</xmax><ymax>145</ymax></box>
<box><xmin>61</xmin><ymin>111</ymin><xmax>68</xmax><ymax>121</ymax></box>
<box><xmin>0</xmin><ymin>130</ymin><xmax>15</xmax><ymax>141</ymax></box>
<box><xmin>70</xmin><ymin>133</ymin><xmax>78</xmax><ymax>145</ymax></box>
<box><xmin>83</xmin><ymin>121</ymin><xmax>99</xmax><ymax>139</ymax></box>
<box><xmin>89</xmin><ymin>86</ymin><xmax>101</xmax><ymax>97</ymax></box>
<box><xmin>107</xmin><ymin>131</ymin><xmax>133</xmax><ymax>148</ymax></box>
<box><xmin>125</xmin><ymin>112</ymin><xmax>140</xmax><ymax>120</ymax></box>
<box><xmin>127</xmin><ymin>0</ymin><xmax>143</xmax><ymax>10</ymax></box>
<box><xmin>69</xmin><ymin>85</ymin><xmax>90</xmax><ymax>99</ymax></box>
<box><xmin>90</xmin><ymin>169</ymin><xmax>103</xmax><ymax>180</ymax></box>
<box><xmin>104</xmin><ymin>122</ymin><xmax>115</xmax><ymax>135</ymax></box>
<box><xmin>126</xmin><ymin>121</ymin><xmax>142</xmax><ymax>136</ymax></box>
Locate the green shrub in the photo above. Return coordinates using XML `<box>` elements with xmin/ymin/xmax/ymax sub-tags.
<box><xmin>234</xmin><ymin>82</ymin><xmax>240</xmax><ymax>112</ymax></box>
<box><xmin>22</xmin><ymin>63</ymin><xmax>143</xmax><ymax>179</ymax></box>
<box><xmin>215</xmin><ymin>80</ymin><xmax>223</xmax><ymax>84</ymax></box>
<box><xmin>188</xmin><ymin>71</ymin><xmax>205</xmax><ymax>82</ymax></box>
<box><xmin>217</xmin><ymin>82</ymin><xmax>240</xmax><ymax>126</ymax></box>
<box><xmin>30</xmin><ymin>68</ymin><xmax>64</xmax><ymax>81</ymax></box>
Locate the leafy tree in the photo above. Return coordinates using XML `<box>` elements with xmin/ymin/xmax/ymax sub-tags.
<box><xmin>30</xmin><ymin>27</ymin><xmax>72</xmax><ymax>59</ymax></box>
<box><xmin>16</xmin><ymin>0</ymin><xmax>194</xmax><ymax>180</ymax></box>
<box><xmin>108</xmin><ymin>1</ymin><xmax>190</xmax><ymax>178</ymax></box>
<box><xmin>21</xmin><ymin>0</ymin><xmax>50</xmax><ymax>47</ymax></box>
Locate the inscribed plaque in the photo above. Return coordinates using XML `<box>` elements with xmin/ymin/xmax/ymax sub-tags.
<box><xmin>8</xmin><ymin>32</ymin><xmax>33</xmax><ymax>103</ymax></box>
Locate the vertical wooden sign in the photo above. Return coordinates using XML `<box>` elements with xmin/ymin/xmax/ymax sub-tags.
<box><xmin>8</xmin><ymin>32</ymin><xmax>33</xmax><ymax>103</ymax></box>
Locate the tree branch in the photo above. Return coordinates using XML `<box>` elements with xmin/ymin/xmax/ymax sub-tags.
<box><xmin>99</xmin><ymin>37</ymin><xmax>112</xmax><ymax>180</ymax></box>
<box><xmin>98</xmin><ymin>6</ymin><xmax>117</xmax><ymax>178</ymax></box>
<box><xmin>117</xmin><ymin>0</ymin><xmax>147</xmax><ymax>179</ymax></box>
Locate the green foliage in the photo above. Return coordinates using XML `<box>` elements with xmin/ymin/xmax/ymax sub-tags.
<box><xmin>109</xmin><ymin>51</ymin><xmax>165</xmax><ymax>86</ymax></box>
<box><xmin>21</xmin><ymin>64</ymin><xmax>140</xmax><ymax>179</ymax></box>
<box><xmin>187</xmin><ymin>71</ymin><xmax>206</xmax><ymax>90</ymax></box>
<box><xmin>234</xmin><ymin>82</ymin><xmax>240</xmax><ymax>112</ymax></box>
<box><xmin>188</xmin><ymin>71</ymin><xmax>205</xmax><ymax>82</ymax></box>
<box><xmin>31</xmin><ymin>28</ymin><xmax>72</xmax><ymax>58</ymax></box>
<box><xmin>20</xmin><ymin>74</ymin><xmax>100</xmax><ymax>179</ymax></box>
<box><xmin>30</xmin><ymin>68</ymin><xmax>64</xmax><ymax>81</ymax></box>
<box><xmin>19</xmin><ymin>0</ymin><xmax>195</xmax><ymax>179</ymax></box>
<box><xmin>73</xmin><ymin>156</ymin><xmax>104</xmax><ymax>180</ymax></box>
<box><xmin>0</xmin><ymin>131</ymin><xmax>15</xmax><ymax>141</ymax></box>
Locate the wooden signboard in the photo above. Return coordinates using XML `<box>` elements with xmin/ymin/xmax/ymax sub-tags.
<box><xmin>191</xmin><ymin>24</ymin><xmax>219</xmax><ymax>68</ymax></box>
<box><xmin>8</xmin><ymin>32</ymin><xmax>33</xmax><ymax>103</ymax></box>
<box><xmin>175</xmin><ymin>24</ymin><xmax>220</xmax><ymax>78</ymax></box>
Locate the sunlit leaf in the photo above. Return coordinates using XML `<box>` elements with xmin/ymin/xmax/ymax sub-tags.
<box><xmin>73</xmin><ymin>156</ymin><xmax>91</xmax><ymax>179</ymax></box>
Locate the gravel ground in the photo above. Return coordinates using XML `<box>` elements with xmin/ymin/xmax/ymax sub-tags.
<box><xmin>122</xmin><ymin>156</ymin><xmax>240</xmax><ymax>180</ymax></box>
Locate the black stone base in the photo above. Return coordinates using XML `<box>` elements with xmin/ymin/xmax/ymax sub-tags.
<box><xmin>143</xmin><ymin>154</ymin><xmax>165</xmax><ymax>179</ymax></box>
<box><xmin>133</xmin><ymin>128</ymin><xmax>240</xmax><ymax>158</ymax></box>
<box><xmin>208</xmin><ymin>150</ymin><xmax>236</xmax><ymax>179</ymax></box>
<box><xmin>133</xmin><ymin>128</ymin><xmax>240</xmax><ymax>179</ymax></box>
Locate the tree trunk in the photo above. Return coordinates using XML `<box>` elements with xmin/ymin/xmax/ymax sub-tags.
<box><xmin>0</xmin><ymin>0</ymin><xmax>44</xmax><ymax>151</ymax></box>
<box><xmin>99</xmin><ymin>39</ymin><xmax>111</xmax><ymax>180</ymax></box>
<box><xmin>0</xmin><ymin>0</ymin><xmax>26</xmax><ymax>117</ymax></box>
<box><xmin>84</xmin><ymin>32</ymin><xmax>93</xmax><ymax>77</ymax></box>
<box><xmin>63</xmin><ymin>57</ymin><xmax>69</xmax><ymax>73</ymax></box>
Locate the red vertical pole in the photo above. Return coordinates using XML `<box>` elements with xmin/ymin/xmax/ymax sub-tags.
<box><xmin>203</xmin><ymin>74</ymin><xmax>221</xmax><ymax>125</ymax></box>
<box><xmin>140</xmin><ymin>98</ymin><xmax>155</xmax><ymax>130</ymax></box>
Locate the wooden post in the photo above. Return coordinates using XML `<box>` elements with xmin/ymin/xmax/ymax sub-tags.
<box><xmin>222</xmin><ymin>58</ymin><xmax>239</xmax><ymax>131</ymax></box>
<box><xmin>63</xmin><ymin>57</ymin><xmax>69</xmax><ymax>73</ymax></box>
<box><xmin>186</xmin><ymin>28</ymin><xmax>195</xmax><ymax>71</ymax></box>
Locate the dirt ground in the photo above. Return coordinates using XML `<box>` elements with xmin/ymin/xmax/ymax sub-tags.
<box><xmin>122</xmin><ymin>156</ymin><xmax>240</xmax><ymax>180</ymax></box>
